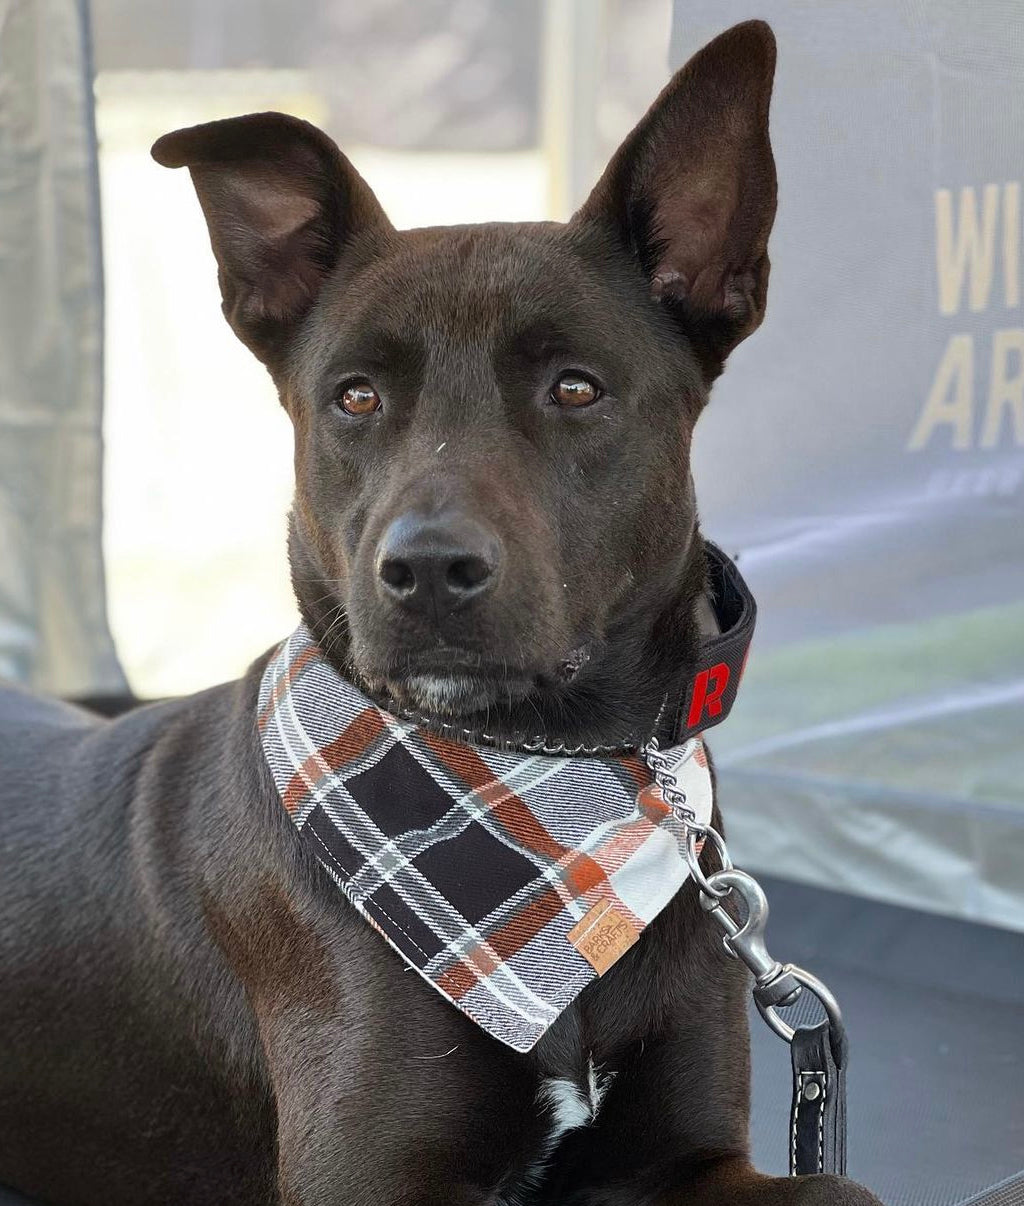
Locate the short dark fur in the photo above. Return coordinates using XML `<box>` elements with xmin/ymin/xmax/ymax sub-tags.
<box><xmin>0</xmin><ymin>23</ymin><xmax>881</xmax><ymax>1206</ymax></box>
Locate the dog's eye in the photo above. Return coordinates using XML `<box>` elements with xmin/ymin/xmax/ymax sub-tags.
<box><xmin>550</xmin><ymin>373</ymin><xmax>600</xmax><ymax>408</ymax></box>
<box><xmin>336</xmin><ymin>380</ymin><xmax>381</xmax><ymax>416</ymax></box>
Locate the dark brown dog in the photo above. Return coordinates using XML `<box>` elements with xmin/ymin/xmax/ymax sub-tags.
<box><xmin>0</xmin><ymin>22</ymin><xmax>882</xmax><ymax>1206</ymax></box>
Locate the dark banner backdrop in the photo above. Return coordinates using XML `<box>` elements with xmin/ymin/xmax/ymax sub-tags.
<box><xmin>671</xmin><ymin>3</ymin><xmax>1024</xmax><ymax>929</ymax></box>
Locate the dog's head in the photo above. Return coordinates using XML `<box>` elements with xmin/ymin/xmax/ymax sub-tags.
<box><xmin>153</xmin><ymin>22</ymin><xmax>776</xmax><ymax>742</ymax></box>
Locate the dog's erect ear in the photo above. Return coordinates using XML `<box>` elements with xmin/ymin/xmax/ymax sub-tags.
<box><xmin>152</xmin><ymin>113</ymin><xmax>391</xmax><ymax>365</ymax></box>
<box><xmin>574</xmin><ymin>21</ymin><xmax>776</xmax><ymax>376</ymax></box>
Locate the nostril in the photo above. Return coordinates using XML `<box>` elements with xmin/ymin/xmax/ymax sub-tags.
<box><xmin>379</xmin><ymin>558</ymin><xmax>416</xmax><ymax>595</ymax></box>
<box><xmin>447</xmin><ymin>556</ymin><xmax>491</xmax><ymax>594</ymax></box>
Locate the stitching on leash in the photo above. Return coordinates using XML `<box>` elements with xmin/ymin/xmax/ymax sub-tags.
<box><xmin>792</xmin><ymin>1070</ymin><xmax>826</xmax><ymax>1174</ymax></box>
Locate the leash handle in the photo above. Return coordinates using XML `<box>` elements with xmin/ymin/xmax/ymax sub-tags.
<box><xmin>789</xmin><ymin>1016</ymin><xmax>847</xmax><ymax>1176</ymax></box>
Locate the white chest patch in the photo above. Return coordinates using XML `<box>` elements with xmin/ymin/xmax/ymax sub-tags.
<box><xmin>538</xmin><ymin>1056</ymin><xmax>614</xmax><ymax>1143</ymax></box>
<box><xmin>496</xmin><ymin>1057</ymin><xmax>615</xmax><ymax>1205</ymax></box>
<box><xmin>538</xmin><ymin>1076</ymin><xmax>595</xmax><ymax>1140</ymax></box>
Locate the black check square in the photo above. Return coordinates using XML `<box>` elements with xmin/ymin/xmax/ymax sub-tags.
<box><xmin>347</xmin><ymin>742</ymin><xmax>454</xmax><ymax>838</ymax></box>
<box><xmin>412</xmin><ymin>819</ymin><xmax>538</xmax><ymax>926</ymax></box>
<box><xmin>366</xmin><ymin>882</ymin><xmax>446</xmax><ymax>965</ymax></box>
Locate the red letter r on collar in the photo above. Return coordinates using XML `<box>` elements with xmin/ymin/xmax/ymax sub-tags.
<box><xmin>687</xmin><ymin>662</ymin><xmax>730</xmax><ymax>730</ymax></box>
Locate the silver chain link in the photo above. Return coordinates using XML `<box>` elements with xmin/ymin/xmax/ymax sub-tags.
<box><xmin>642</xmin><ymin>735</ymin><xmax>733</xmax><ymax>898</ymax></box>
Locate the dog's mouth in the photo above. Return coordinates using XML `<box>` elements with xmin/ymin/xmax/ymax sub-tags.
<box><xmin>358</xmin><ymin>645</ymin><xmax>592</xmax><ymax>720</ymax></box>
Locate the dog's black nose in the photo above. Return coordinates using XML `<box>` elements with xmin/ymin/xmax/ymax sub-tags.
<box><xmin>375</xmin><ymin>512</ymin><xmax>501</xmax><ymax>617</ymax></box>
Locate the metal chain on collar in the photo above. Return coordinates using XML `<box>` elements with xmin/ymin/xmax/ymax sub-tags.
<box><xmin>365</xmin><ymin>690</ymin><xmax>640</xmax><ymax>757</ymax></box>
<box><xmin>642</xmin><ymin>736</ymin><xmax>849</xmax><ymax>1177</ymax></box>
<box><xmin>643</xmin><ymin>736</ymin><xmax>733</xmax><ymax>897</ymax></box>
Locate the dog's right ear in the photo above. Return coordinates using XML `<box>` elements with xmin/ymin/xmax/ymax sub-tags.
<box><xmin>574</xmin><ymin>21</ymin><xmax>777</xmax><ymax>380</ymax></box>
<box><xmin>152</xmin><ymin>113</ymin><xmax>391</xmax><ymax>367</ymax></box>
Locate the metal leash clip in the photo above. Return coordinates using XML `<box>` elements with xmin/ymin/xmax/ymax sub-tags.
<box><xmin>698</xmin><ymin>868</ymin><xmax>843</xmax><ymax>1043</ymax></box>
<box><xmin>643</xmin><ymin>736</ymin><xmax>849</xmax><ymax>1177</ymax></box>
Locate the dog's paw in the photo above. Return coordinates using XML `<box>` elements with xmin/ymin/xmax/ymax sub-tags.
<box><xmin>787</xmin><ymin>1173</ymin><xmax>884</xmax><ymax>1205</ymax></box>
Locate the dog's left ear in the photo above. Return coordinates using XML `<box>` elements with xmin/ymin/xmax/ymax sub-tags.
<box><xmin>574</xmin><ymin>20</ymin><xmax>777</xmax><ymax>378</ymax></box>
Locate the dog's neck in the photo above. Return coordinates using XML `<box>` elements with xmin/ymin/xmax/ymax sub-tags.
<box><xmin>289</xmin><ymin>529</ymin><xmax>707</xmax><ymax>751</ymax></box>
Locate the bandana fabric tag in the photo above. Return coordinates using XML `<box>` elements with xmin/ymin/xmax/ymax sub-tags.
<box><xmin>258</xmin><ymin>626</ymin><xmax>714</xmax><ymax>1053</ymax></box>
<box><xmin>568</xmin><ymin>899</ymin><xmax>640</xmax><ymax>974</ymax></box>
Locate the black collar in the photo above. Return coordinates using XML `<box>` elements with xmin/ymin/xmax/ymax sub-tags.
<box><xmin>658</xmin><ymin>540</ymin><xmax>756</xmax><ymax>747</ymax></box>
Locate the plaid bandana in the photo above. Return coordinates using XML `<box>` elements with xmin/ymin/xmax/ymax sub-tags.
<box><xmin>258</xmin><ymin>627</ymin><xmax>715</xmax><ymax>1052</ymax></box>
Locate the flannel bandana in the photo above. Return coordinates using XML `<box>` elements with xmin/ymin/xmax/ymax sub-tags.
<box><xmin>258</xmin><ymin>626</ymin><xmax>714</xmax><ymax>1052</ymax></box>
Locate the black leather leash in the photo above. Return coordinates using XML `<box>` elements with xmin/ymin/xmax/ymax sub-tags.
<box><xmin>789</xmin><ymin>1012</ymin><xmax>848</xmax><ymax>1176</ymax></box>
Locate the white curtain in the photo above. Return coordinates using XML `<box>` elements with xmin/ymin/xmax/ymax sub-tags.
<box><xmin>0</xmin><ymin>0</ymin><xmax>126</xmax><ymax>695</ymax></box>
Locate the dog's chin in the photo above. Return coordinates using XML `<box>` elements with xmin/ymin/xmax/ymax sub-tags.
<box><xmin>385</xmin><ymin>672</ymin><xmax>532</xmax><ymax>718</ymax></box>
<box><xmin>398</xmin><ymin>675</ymin><xmax>502</xmax><ymax>716</ymax></box>
<box><xmin>357</xmin><ymin>641</ymin><xmax>598</xmax><ymax>713</ymax></box>
<box><xmin>355</xmin><ymin>646</ymin><xmax>591</xmax><ymax>723</ymax></box>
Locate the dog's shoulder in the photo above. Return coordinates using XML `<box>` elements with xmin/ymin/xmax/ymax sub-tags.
<box><xmin>0</xmin><ymin>678</ymin><xmax>99</xmax><ymax>734</ymax></box>
<box><xmin>0</xmin><ymin>681</ymin><xmax>101</xmax><ymax>821</ymax></box>
<box><xmin>0</xmin><ymin>650</ymin><xmax>274</xmax><ymax>841</ymax></box>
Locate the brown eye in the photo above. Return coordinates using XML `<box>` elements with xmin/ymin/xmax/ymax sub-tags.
<box><xmin>550</xmin><ymin>373</ymin><xmax>600</xmax><ymax>408</ymax></box>
<box><xmin>337</xmin><ymin>381</ymin><xmax>381</xmax><ymax>416</ymax></box>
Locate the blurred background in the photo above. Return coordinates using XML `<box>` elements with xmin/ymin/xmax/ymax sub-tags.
<box><xmin>2</xmin><ymin>3</ymin><xmax>1023</xmax><ymax>1204</ymax></box>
